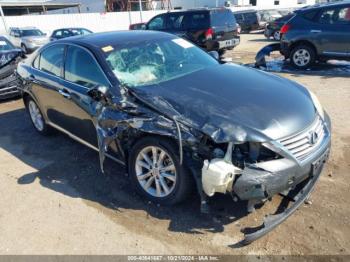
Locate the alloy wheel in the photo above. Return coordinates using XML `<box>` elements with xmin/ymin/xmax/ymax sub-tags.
<box><xmin>292</xmin><ymin>49</ymin><xmax>311</xmax><ymax>67</ymax></box>
<box><xmin>273</xmin><ymin>31</ymin><xmax>281</xmax><ymax>41</ymax></box>
<box><xmin>28</xmin><ymin>100</ymin><xmax>44</xmax><ymax>131</ymax></box>
<box><xmin>135</xmin><ymin>146</ymin><xmax>177</xmax><ymax>198</ymax></box>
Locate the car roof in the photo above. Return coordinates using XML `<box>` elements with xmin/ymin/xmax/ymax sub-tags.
<box><xmin>297</xmin><ymin>1</ymin><xmax>350</xmax><ymax>13</ymax></box>
<box><xmin>52</xmin><ymin>30</ymin><xmax>175</xmax><ymax>50</ymax></box>
<box><xmin>54</xmin><ymin>27</ymin><xmax>89</xmax><ymax>31</ymax></box>
<box><xmin>167</xmin><ymin>7</ymin><xmax>228</xmax><ymax>13</ymax></box>
<box><xmin>233</xmin><ymin>10</ymin><xmax>257</xmax><ymax>14</ymax></box>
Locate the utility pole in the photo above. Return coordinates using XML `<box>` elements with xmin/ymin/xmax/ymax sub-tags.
<box><xmin>0</xmin><ymin>4</ymin><xmax>8</xmax><ymax>33</ymax></box>
<box><xmin>139</xmin><ymin>0</ymin><xmax>143</xmax><ymax>22</ymax></box>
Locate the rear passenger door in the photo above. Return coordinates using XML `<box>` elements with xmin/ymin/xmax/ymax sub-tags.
<box><xmin>29</xmin><ymin>44</ymin><xmax>66</xmax><ymax>126</ymax></box>
<box><xmin>166</xmin><ymin>12</ymin><xmax>187</xmax><ymax>38</ymax></box>
<box><xmin>314</xmin><ymin>5</ymin><xmax>350</xmax><ymax>57</ymax></box>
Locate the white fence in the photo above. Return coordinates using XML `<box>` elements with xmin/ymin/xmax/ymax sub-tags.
<box><xmin>0</xmin><ymin>10</ymin><xmax>167</xmax><ymax>35</ymax></box>
<box><xmin>0</xmin><ymin>3</ymin><xmax>308</xmax><ymax>36</ymax></box>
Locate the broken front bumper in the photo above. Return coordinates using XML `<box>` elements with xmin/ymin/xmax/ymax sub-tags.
<box><xmin>243</xmin><ymin>149</ymin><xmax>329</xmax><ymax>244</ymax></box>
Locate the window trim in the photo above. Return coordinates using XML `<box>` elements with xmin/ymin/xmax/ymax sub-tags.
<box><xmin>147</xmin><ymin>14</ymin><xmax>166</xmax><ymax>30</ymax></box>
<box><xmin>63</xmin><ymin>43</ymin><xmax>111</xmax><ymax>89</ymax></box>
<box><xmin>36</xmin><ymin>43</ymin><xmax>66</xmax><ymax>78</ymax></box>
<box><xmin>31</xmin><ymin>42</ymin><xmax>112</xmax><ymax>89</ymax></box>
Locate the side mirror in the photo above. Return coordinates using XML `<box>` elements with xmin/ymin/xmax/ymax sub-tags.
<box><xmin>87</xmin><ymin>85</ymin><xmax>111</xmax><ymax>103</ymax></box>
<box><xmin>140</xmin><ymin>24</ymin><xmax>147</xmax><ymax>30</ymax></box>
<box><xmin>208</xmin><ymin>51</ymin><xmax>219</xmax><ymax>60</ymax></box>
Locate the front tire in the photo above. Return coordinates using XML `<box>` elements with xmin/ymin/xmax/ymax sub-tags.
<box><xmin>128</xmin><ymin>137</ymin><xmax>193</xmax><ymax>205</ymax></box>
<box><xmin>290</xmin><ymin>44</ymin><xmax>316</xmax><ymax>69</ymax></box>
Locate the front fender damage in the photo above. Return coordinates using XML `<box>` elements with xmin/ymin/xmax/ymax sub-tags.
<box><xmin>93</xmin><ymin>85</ymin><xmax>321</xmax><ymax>245</ymax></box>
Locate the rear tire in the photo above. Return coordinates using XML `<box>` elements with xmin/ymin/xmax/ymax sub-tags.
<box><xmin>128</xmin><ymin>136</ymin><xmax>193</xmax><ymax>205</ymax></box>
<box><xmin>273</xmin><ymin>31</ymin><xmax>281</xmax><ymax>41</ymax></box>
<box><xmin>290</xmin><ymin>44</ymin><xmax>316</xmax><ymax>69</ymax></box>
<box><xmin>25</xmin><ymin>97</ymin><xmax>51</xmax><ymax>135</ymax></box>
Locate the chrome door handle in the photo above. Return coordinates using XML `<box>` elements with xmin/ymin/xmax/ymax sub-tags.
<box><xmin>311</xmin><ymin>30</ymin><xmax>322</xmax><ymax>33</ymax></box>
<box><xmin>58</xmin><ymin>89</ymin><xmax>71</xmax><ymax>99</ymax></box>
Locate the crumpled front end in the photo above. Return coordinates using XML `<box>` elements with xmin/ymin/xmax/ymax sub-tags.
<box><xmin>201</xmin><ymin>112</ymin><xmax>331</xmax><ymax>243</ymax></box>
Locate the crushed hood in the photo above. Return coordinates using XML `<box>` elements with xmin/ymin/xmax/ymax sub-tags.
<box><xmin>131</xmin><ymin>63</ymin><xmax>316</xmax><ymax>143</ymax></box>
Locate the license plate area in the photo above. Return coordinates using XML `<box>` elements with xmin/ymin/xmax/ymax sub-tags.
<box><xmin>312</xmin><ymin>149</ymin><xmax>330</xmax><ymax>175</ymax></box>
<box><xmin>219</xmin><ymin>38</ymin><xmax>239</xmax><ymax>48</ymax></box>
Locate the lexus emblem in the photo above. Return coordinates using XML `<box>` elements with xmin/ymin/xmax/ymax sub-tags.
<box><xmin>309</xmin><ymin>131</ymin><xmax>319</xmax><ymax>145</ymax></box>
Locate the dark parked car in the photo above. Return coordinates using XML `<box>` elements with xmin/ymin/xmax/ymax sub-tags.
<box><xmin>17</xmin><ymin>31</ymin><xmax>331</xmax><ymax>244</ymax></box>
<box><xmin>132</xmin><ymin>8</ymin><xmax>240</xmax><ymax>55</ymax></box>
<box><xmin>0</xmin><ymin>36</ymin><xmax>23</xmax><ymax>100</ymax></box>
<box><xmin>129</xmin><ymin>23</ymin><xmax>146</xmax><ymax>30</ymax></box>
<box><xmin>50</xmin><ymin>28</ymin><xmax>93</xmax><ymax>41</ymax></box>
<box><xmin>234</xmin><ymin>10</ymin><xmax>270</xmax><ymax>32</ymax></box>
<box><xmin>264</xmin><ymin>13</ymin><xmax>294</xmax><ymax>40</ymax></box>
<box><xmin>280</xmin><ymin>2</ymin><xmax>350</xmax><ymax>69</ymax></box>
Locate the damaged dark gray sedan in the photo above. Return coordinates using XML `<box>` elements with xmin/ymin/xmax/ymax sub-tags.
<box><xmin>16</xmin><ymin>31</ymin><xmax>331</xmax><ymax>244</ymax></box>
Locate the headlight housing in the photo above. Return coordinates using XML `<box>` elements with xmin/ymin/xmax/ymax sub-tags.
<box><xmin>309</xmin><ymin>90</ymin><xmax>325</xmax><ymax>120</ymax></box>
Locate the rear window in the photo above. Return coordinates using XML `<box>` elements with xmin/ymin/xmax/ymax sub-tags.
<box><xmin>210</xmin><ymin>9</ymin><xmax>236</xmax><ymax>26</ymax></box>
<box><xmin>187</xmin><ymin>12</ymin><xmax>210</xmax><ymax>29</ymax></box>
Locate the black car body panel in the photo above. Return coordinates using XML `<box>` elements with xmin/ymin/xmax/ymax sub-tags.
<box><xmin>135</xmin><ymin>8</ymin><xmax>240</xmax><ymax>52</ymax></box>
<box><xmin>280</xmin><ymin>2</ymin><xmax>350</xmax><ymax>61</ymax></box>
<box><xmin>16</xmin><ymin>31</ymin><xmax>331</xmax><ymax>244</ymax></box>
<box><xmin>234</xmin><ymin>10</ymin><xmax>266</xmax><ymax>32</ymax></box>
<box><xmin>132</xmin><ymin>63</ymin><xmax>316</xmax><ymax>143</ymax></box>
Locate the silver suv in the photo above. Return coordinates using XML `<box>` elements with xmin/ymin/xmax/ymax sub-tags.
<box><xmin>8</xmin><ymin>27</ymin><xmax>49</xmax><ymax>53</ymax></box>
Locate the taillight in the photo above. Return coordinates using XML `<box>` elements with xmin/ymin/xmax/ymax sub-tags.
<box><xmin>280</xmin><ymin>24</ymin><xmax>291</xmax><ymax>34</ymax></box>
<box><xmin>205</xmin><ymin>28</ymin><xmax>214</xmax><ymax>40</ymax></box>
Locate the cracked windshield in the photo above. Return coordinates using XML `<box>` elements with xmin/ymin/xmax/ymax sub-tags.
<box><xmin>104</xmin><ymin>37</ymin><xmax>218</xmax><ymax>87</ymax></box>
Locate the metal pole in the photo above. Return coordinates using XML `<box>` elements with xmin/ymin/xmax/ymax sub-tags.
<box><xmin>139</xmin><ymin>0</ymin><xmax>143</xmax><ymax>22</ymax></box>
<box><xmin>0</xmin><ymin>4</ymin><xmax>8</xmax><ymax>33</ymax></box>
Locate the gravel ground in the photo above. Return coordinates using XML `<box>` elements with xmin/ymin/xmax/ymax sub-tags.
<box><xmin>0</xmin><ymin>33</ymin><xmax>349</xmax><ymax>255</ymax></box>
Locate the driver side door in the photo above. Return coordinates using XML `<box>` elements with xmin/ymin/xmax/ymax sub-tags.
<box><xmin>56</xmin><ymin>44</ymin><xmax>111</xmax><ymax>147</ymax></box>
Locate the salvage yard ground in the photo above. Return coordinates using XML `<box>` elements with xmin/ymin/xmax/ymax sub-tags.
<box><xmin>0</xmin><ymin>33</ymin><xmax>349</xmax><ymax>255</ymax></box>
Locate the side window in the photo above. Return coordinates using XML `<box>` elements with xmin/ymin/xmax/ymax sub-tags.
<box><xmin>39</xmin><ymin>45</ymin><xmax>65</xmax><ymax>77</ymax></box>
<box><xmin>54</xmin><ymin>30</ymin><xmax>62</xmax><ymax>37</ymax></box>
<box><xmin>318</xmin><ymin>7</ymin><xmax>350</xmax><ymax>24</ymax></box>
<box><xmin>148</xmin><ymin>16</ymin><xmax>165</xmax><ymax>30</ymax></box>
<box><xmin>336</xmin><ymin>7</ymin><xmax>350</xmax><ymax>24</ymax></box>
<box><xmin>167</xmin><ymin>13</ymin><xmax>185</xmax><ymax>30</ymax></box>
<box><xmin>187</xmin><ymin>12</ymin><xmax>209</xmax><ymax>29</ymax></box>
<box><xmin>64</xmin><ymin>45</ymin><xmax>109</xmax><ymax>88</ymax></box>
<box><xmin>33</xmin><ymin>55</ymin><xmax>40</xmax><ymax>69</ymax></box>
<box><xmin>235</xmin><ymin>14</ymin><xmax>244</xmax><ymax>22</ymax></box>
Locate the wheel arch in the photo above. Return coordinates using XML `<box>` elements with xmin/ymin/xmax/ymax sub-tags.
<box><xmin>290</xmin><ymin>40</ymin><xmax>318</xmax><ymax>57</ymax></box>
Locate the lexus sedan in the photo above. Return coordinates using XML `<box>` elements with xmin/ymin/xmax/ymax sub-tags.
<box><xmin>17</xmin><ymin>31</ymin><xmax>331</xmax><ymax>244</ymax></box>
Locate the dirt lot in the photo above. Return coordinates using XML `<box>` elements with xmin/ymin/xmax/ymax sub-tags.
<box><xmin>0</xmin><ymin>33</ymin><xmax>349</xmax><ymax>255</ymax></box>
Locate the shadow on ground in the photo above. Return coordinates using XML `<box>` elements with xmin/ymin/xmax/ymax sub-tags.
<box><xmin>0</xmin><ymin>104</ymin><xmax>294</xmax><ymax>247</ymax></box>
<box><xmin>0</xmin><ymin>108</ymin><xmax>255</xmax><ymax>239</ymax></box>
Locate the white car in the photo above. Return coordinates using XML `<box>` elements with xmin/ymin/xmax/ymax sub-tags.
<box><xmin>8</xmin><ymin>27</ymin><xmax>49</xmax><ymax>53</ymax></box>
